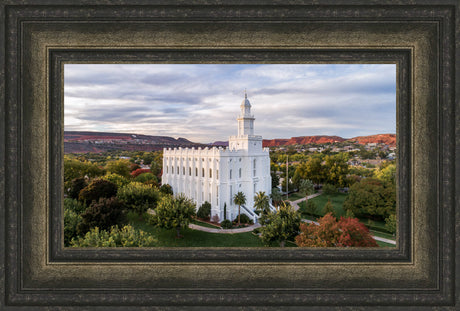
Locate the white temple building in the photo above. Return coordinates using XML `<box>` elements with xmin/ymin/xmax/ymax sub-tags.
<box><xmin>161</xmin><ymin>93</ymin><xmax>273</xmax><ymax>222</ymax></box>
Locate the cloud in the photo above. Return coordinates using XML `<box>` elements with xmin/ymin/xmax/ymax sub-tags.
<box><xmin>64</xmin><ymin>64</ymin><xmax>396</xmax><ymax>143</ymax></box>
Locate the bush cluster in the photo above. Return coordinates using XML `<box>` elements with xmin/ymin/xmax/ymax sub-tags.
<box><xmin>220</xmin><ymin>219</ymin><xmax>233</xmax><ymax>229</ymax></box>
<box><xmin>196</xmin><ymin>201</ymin><xmax>211</xmax><ymax>220</ymax></box>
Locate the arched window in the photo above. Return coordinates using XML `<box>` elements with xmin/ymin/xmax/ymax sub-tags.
<box><xmin>216</xmin><ymin>170</ymin><xmax>219</xmax><ymax>180</ymax></box>
<box><xmin>209</xmin><ymin>169</ymin><xmax>212</xmax><ymax>178</ymax></box>
<box><xmin>177</xmin><ymin>166</ymin><xmax>179</xmax><ymax>174</ymax></box>
<box><xmin>229</xmin><ymin>169</ymin><xmax>232</xmax><ymax>179</ymax></box>
<box><xmin>202</xmin><ymin>168</ymin><xmax>205</xmax><ymax>177</ymax></box>
<box><xmin>189</xmin><ymin>167</ymin><xmax>191</xmax><ymax>176</ymax></box>
<box><xmin>183</xmin><ymin>167</ymin><xmax>185</xmax><ymax>175</ymax></box>
<box><xmin>239</xmin><ymin>168</ymin><xmax>242</xmax><ymax>178</ymax></box>
<box><xmin>196</xmin><ymin>168</ymin><xmax>198</xmax><ymax>176</ymax></box>
<box><xmin>166</xmin><ymin>166</ymin><xmax>168</xmax><ymax>173</ymax></box>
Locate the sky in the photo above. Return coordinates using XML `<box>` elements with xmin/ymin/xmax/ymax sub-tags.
<box><xmin>64</xmin><ymin>64</ymin><xmax>396</xmax><ymax>143</ymax></box>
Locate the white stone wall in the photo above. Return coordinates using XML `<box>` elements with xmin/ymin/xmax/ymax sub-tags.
<box><xmin>161</xmin><ymin>95</ymin><xmax>271</xmax><ymax>223</ymax></box>
<box><xmin>162</xmin><ymin>145</ymin><xmax>271</xmax><ymax>223</ymax></box>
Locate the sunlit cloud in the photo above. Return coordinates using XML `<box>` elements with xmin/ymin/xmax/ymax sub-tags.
<box><xmin>64</xmin><ymin>64</ymin><xmax>396</xmax><ymax>143</ymax></box>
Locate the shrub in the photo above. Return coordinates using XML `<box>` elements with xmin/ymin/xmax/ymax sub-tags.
<box><xmin>78</xmin><ymin>179</ymin><xmax>118</xmax><ymax>206</ymax></box>
<box><xmin>105</xmin><ymin>159</ymin><xmax>131</xmax><ymax>178</ymax></box>
<box><xmin>134</xmin><ymin>172</ymin><xmax>158</xmax><ymax>185</ymax></box>
<box><xmin>64</xmin><ymin>198</ymin><xmax>86</xmax><ymax>215</ymax></box>
<box><xmin>76</xmin><ymin>197</ymin><xmax>127</xmax><ymax>235</ymax></box>
<box><xmin>211</xmin><ymin>214</ymin><xmax>220</xmax><ymax>223</ymax></box>
<box><xmin>233</xmin><ymin>213</ymin><xmax>252</xmax><ymax>224</ymax></box>
<box><xmin>64</xmin><ymin>208</ymin><xmax>82</xmax><ymax>246</ymax></box>
<box><xmin>220</xmin><ymin>219</ymin><xmax>233</xmax><ymax>229</ymax></box>
<box><xmin>323</xmin><ymin>199</ymin><xmax>335</xmax><ymax>218</ymax></box>
<box><xmin>197</xmin><ymin>201</ymin><xmax>211</xmax><ymax>219</ymax></box>
<box><xmin>66</xmin><ymin>177</ymin><xmax>87</xmax><ymax>199</ymax></box>
<box><xmin>322</xmin><ymin>183</ymin><xmax>337</xmax><ymax>195</ymax></box>
<box><xmin>159</xmin><ymin>184</ymin><xmax>173</xmax><ymax>196</ymax></box>
<box><xmin>151</xmin><ymin>194</ymin><xmax>196</xmax><ymax>238</ymax></box>
<box><xmin>131</xmin><ymin>168</ymin><xmax>151</xmax><ymax>178</ymax></box>
<box><xmin>385</xmin><ymin>213</ymin><xmax>397</xmax><ymax>234</ymax></box>
<box><xmin>343</xmin><ymin>178</ymin><xmax>396</xmax><ymax>220</ymax></box>
<box><xmin>129</xmin><ymin>163</ymin><xmax>141</xmax><ymax>172</ymax></box>
<box><xmin>117</xmin><ymin>182</ymin><xmax>160</xmax><ymax>215</ymax></box>
<box><xmin>70</xmin><ymin>225</ymin><xmax>157</xmax><ymax>247</ymax></box>
<box><xmin>100</xmin><ymin>173</ymin><xmax>130</xmax><ymax>188</ymax></box>
<box><xmin>295</xmin><ymin>214</ymin><xmax>378</xmax><ymax>247</ymax></box>
<box><xmin>304</xmin><ymin>200</ymin><xmax>318</xmax><ymax>216</ymax></box>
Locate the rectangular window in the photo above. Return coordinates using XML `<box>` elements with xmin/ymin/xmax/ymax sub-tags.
<box><xmin>177</xmin><ymin>166</ymin><xmax>179</xmax><ymax>174</ymax></box>
<box><xmin>229</xmin><ymin>169</ymin><xmax>232</xmax><ymax>179</ymax></box>
<box><xmin>183</xmin><ymin>167</ymin><xmax>185</xmax><ymax>175</ymax></box>
<box><xmin>196</xmin><ymin>168</ymin><xmax>198</xmax><ymax>176</ymax></box>
<box><xmin>239</xmin><ymin>168</ymin><xmax>242</xmax><ymax>178</ymax></box>
<box><xmin>209</xmin><ymin>169</ymin><xmax>212</xmax><ymax>178</ymax></box>
<box><xmin>230</xmin><ymin>185</ymin><xmax>233</xmax><ymax>205</ymax></box>
<box><xmin>253</xmin><ymin>159</ymin><xmax>256</xmax><ymax>176</ymax></box>
<box><xmin>189</xmin><ymin>167</ymin><xmax>191</xmax><ymax>176</ymax></box>
<box><xmin>217</xmin><ymin>170</ymin><xmax>219</xmax><ymax>180</ymax></box>
<box><xmin>202</xmin><ymin>168</ymin><xmax>205</xmax><ymax>177</ymax></box>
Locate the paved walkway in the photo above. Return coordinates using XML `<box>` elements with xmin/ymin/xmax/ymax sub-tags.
<box><xmin>189</xmin><ymin>223</ymin><xmax>261</xmax><ymax>233</ymax></box>
<box><xmin>290</xmin><ymin>193</ymin><xmax>322</xmax><ymax>211</ymax></box>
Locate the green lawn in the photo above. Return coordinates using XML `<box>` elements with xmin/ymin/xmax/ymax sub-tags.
<box><xmin>128</xmin><ymin>213</ymin><xmax>264</xmax><ymax>247</ymax></box>
<box><xmin>284</xmin><ymin>192</ymin><xmax>305</xmax><ymax>201</ymax></box>
<box><xmin>376</xmin><ymin>240</ymin><xmax>396</xmax><ymax>247</ymax></box>
<box><xmin>298</xmin><ymin>193</ymin><xmax>348</xmax><ymax>218</ymax></box>
<box><xmin>190</xmin><ymin>218</ymin><xmax>221</xmax><ymax>229</ymax></box>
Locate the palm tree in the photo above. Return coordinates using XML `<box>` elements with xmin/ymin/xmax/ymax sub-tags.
<box><xmin>254</xmin><ymin>191</ymin><xmax>270</xmax><ymax>216</ymax></box>
<box><xmin>233</xmin><ymin>191</ymin><xmax>246</xmax><ymax>226</ymax></box>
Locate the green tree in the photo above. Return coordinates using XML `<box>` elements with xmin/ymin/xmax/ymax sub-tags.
<box><xmin>271</xmin><ymin>172</ymin><xmax>280</xmax><ymax>188</ymax></box>
<box><xmin>78</xmin><ymin>179</ymin><xmax>118</xmax><ymax>206</ymax></box>
<box><xmin>298</xmin><ymin>179</ymin><xmax>315</xmax><ymax>206</ymax></box>
<box><xmin>64</xmin><ymin>156</ymin><xmax>105</xmax><ymax>182</ymax></box>
<box><xmin>117</xmin><ymin>182</ymin><xmax>160</xmax><ymax>215</ymax></box>
<box><xmin>374</xmin><ymin>163</ymin><xmax>396</xmax><ymax>185</ymax></box>
<box><xmin>105</xmin><ymin>159</ymin><xmax>131</xmax><ymax>178</ymax></box>
<box><xmin>70</xmin><ymin>225</ymin><xmax>157</xmax><ymax>247</ymax></box>
<box><xmin>324</xmin><ymin>153</ymin><xmax>349</xmax><ymax>187</ymax></box>
<box><xmin>64</xmin><ymin>208</ymin><xmax>82</xmax><ymax>246</ymax></box>
<box><xmin>385</xmin><ymin>213</ymin><xmax>397</xmax><ymax>234</ymax></box>
<box><xmin>196</xmin><ymin>201</ymin><xmax>211</xmax><ymax>219</ymax></box>
<box><xmin>66</xmin><ymin>177</ymin><xmax>88</xmax><ymax>200</ymax></box>
<box><xmin>100</xmin><ymin>173</ymin><xmax>130</xmax><ymax>188</ymax></box>
<box><xmin>323</xmin><ymin>199</ymin><xmax>335</xmax><ymax>218</ymax></box>
<box><xmin>77</xmin><ymin>197</ymin><xmax>127</xmax><ymax>235</ymax></box>
<box><xmin>343</xmin><ymin>178</ymin><xmax>396</xmax><ymax>220</ymax></box>
<box><xmin>134</xmin><ymin>172</ymin><xmax>158</xmax><ymax>185</ymax></box>
<box><xmin>150</xmin><ymin>160</ymin><xmax>162</xmax><ymax>177</ymax></box>
<box><xmin>152</xmin><ymin>195</ymin><xmax>196</xmax><ymax>238</ymax></box>
<box><xmin>233</xmin><ymin>191</ymin><xmax>247</xmax><ymax>226</ymax></box>
<box><xmin>270</xmin><ymin>188</ymin><xmax>282</xmax><ymax>208</ymax></box>
<box><xmin>259</xmin><ymin>202</ymin><xmax>301</xmax><ymax>247</ymax></box>
<box><xmin>297</xmin><ymin>156</ymin><xmax>325</xmax><ymax>185</ymax></box>
<box><xmin>254</xmin><ymin>191</ymin><xmax>270</xmax><ymax>217</ymax></box>
<box><xmin>159</xmin><ymin>184</ymin><xmax>173</xmax><ymax>196</ymax></box>
<box><xmin>305</xmin><ymin>200</ymin><xmax>318</xmax><ymax>217</ymax></box>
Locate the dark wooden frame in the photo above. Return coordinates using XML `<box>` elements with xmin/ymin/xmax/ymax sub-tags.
<box><xmin>1</xmin><ymin>1</ymin><xmax>458</xmax><ymax>309</ymax></box>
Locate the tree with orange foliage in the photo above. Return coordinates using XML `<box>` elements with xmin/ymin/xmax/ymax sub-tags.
<box><xmin>295</xmin><ymin>213</ymin><xmax>378</xmax><ymax>247</ymax></box>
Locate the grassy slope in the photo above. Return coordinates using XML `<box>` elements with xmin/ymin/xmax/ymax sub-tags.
<box><xmin>128</xmin><ymin>213</ymin><xmax>264</xmax><ymax>247</ymax></box>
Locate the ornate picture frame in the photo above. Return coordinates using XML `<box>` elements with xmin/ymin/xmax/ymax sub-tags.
<box><xmin>1</xmin><ymin>1</ymin><xmax>458</xmax><ymax>309</ymax></box>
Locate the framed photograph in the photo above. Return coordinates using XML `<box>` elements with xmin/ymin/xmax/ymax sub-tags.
<box><xmin>1</xmin><ymin>1</ymin><xmax>458</xmax><ymax>309</ymax></box>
